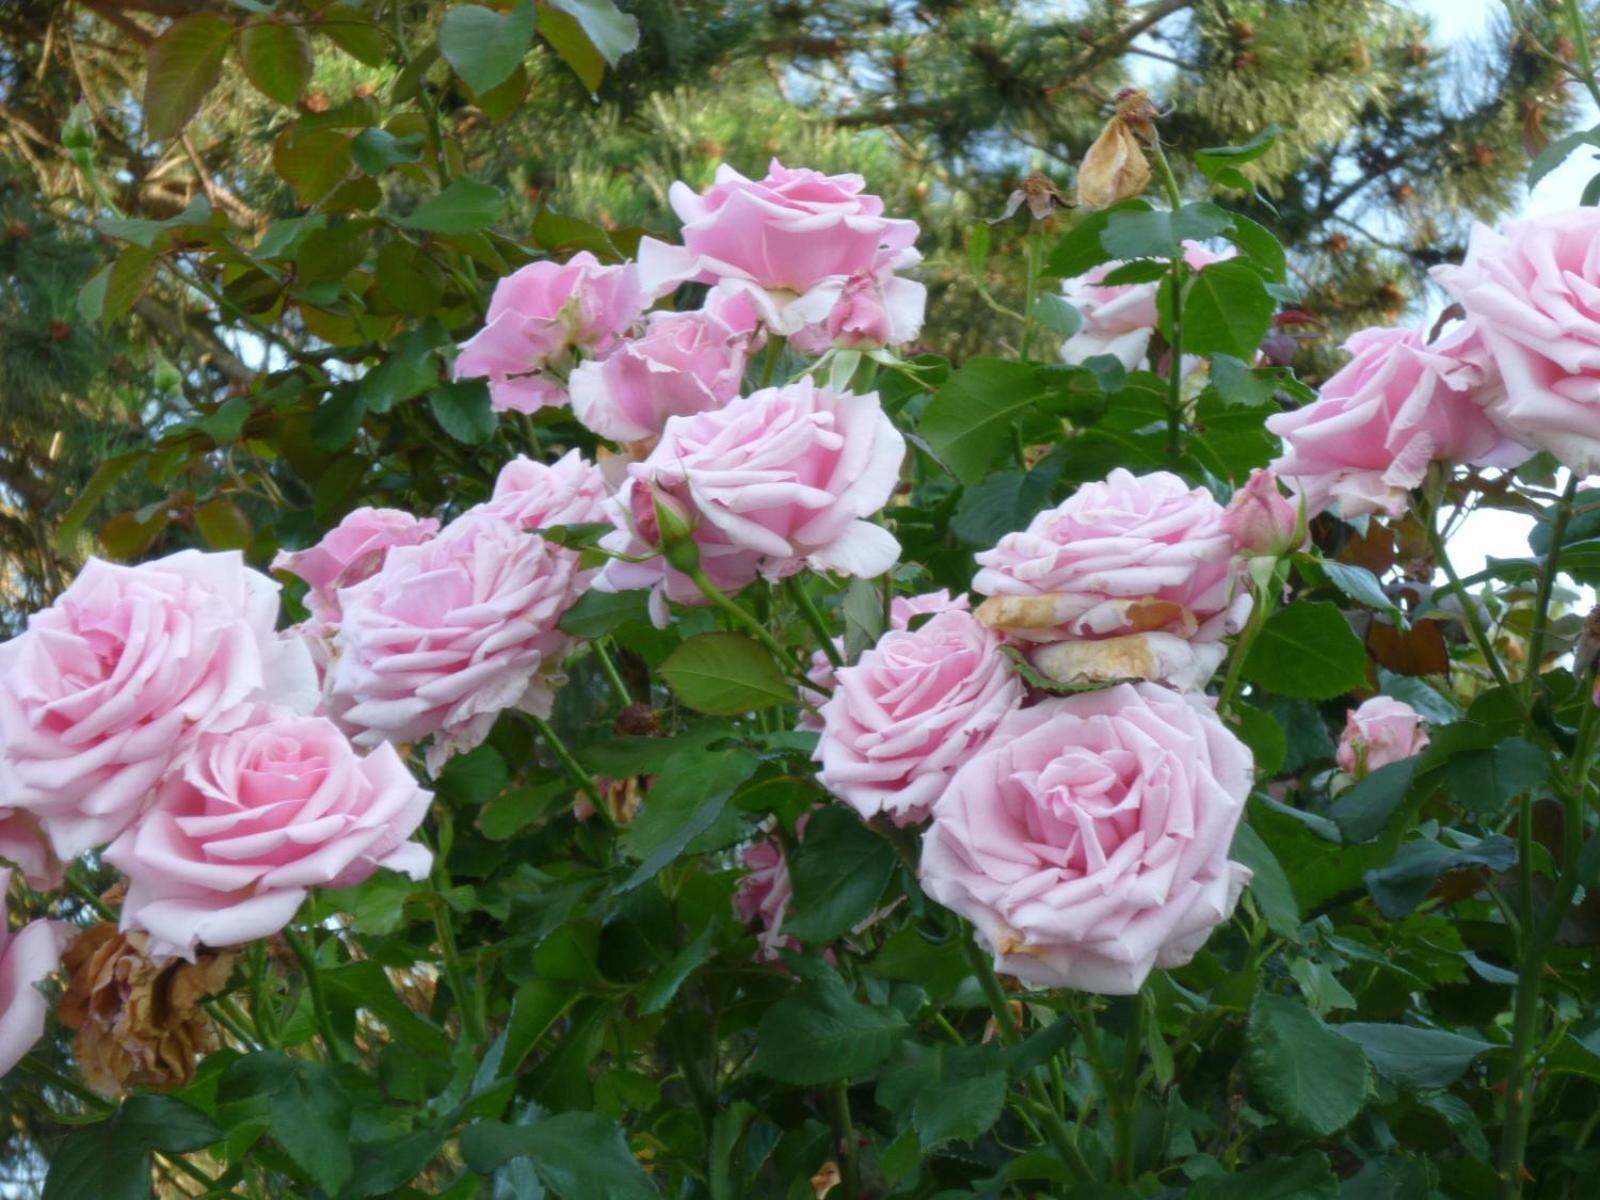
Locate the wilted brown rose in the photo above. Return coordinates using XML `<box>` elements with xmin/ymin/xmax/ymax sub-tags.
<box><xmin>57</xmin><ymin>923</ymin><xmax>235</xmax><ymax>1096</ymax></box>
<box><xmin>1078</xmin><ymin>88</ymin><xmax>1161</xmax><ymax>209</ymax></box>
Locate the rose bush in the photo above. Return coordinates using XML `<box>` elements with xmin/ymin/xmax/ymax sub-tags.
<box><xmin>10</xmin><ymin>19</ymin><xmax>1600</xmax><ymax>1200</ymax></box>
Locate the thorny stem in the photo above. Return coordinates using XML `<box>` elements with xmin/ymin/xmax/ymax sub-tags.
<box><xmin>528</xmin><ymin>713</ymin><xmax>609</xmax><ymax>824</ymax></box>
<box><xmin>788</xmin><ymin>577</ymin><xmax>844</xmax><ymax>669</ymax></box>
<box><xmin>1147</xmin><ymin>136</ymin><xmax>1188</xmax><ymax>461</ymax></box>
<box><xmin>688</xmin><ymin>566</ymin><xmax>831</xmax><ymax>698</ymax></box>
<box><xmin>283</xmin><ymin>926</ymin><xmax>349</xmax><ymax>1063</ymax></box>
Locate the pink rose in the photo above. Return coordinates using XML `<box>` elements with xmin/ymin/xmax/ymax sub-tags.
<box><xmin>454</xmin><ymin>251</ymin><xmax>644</xmax><ymax>414</ymax></box>
<box><xmin>596</xmin><ymin>379</ymin><xmax>906</xmax><ymax>623</ymax></box>
<box><xmin>328</xmin><ymin>510</ymin><xmax>581</xmax><ymax>772</ymax></box>
<box><xmin>0</xmin><ymin>869</ymin><xmax>71</xmax><ymax>1076</ymax></box>
<box><xmin>569</xmin><ymin>303</ymin><xmax>757</xmax><ymax>444</ymax></box>
<box><xmin>1433</xmin><ymin>209</ymin><xmax>1600</xmax><ymax>472</ymax></box>
<box><xmin>0</xmin><ymin>551</ymin><xmax>312</xmax><ymax>858</ymax></box>
<box><xmin>790</xmin><ymin>269</ymin><xmax>927</xmax><ymax>354</ymax></box>
<box><xmin>480</xmin><ymin>449</ymin><xmax>611</xmax><ymax>532</ymax></box>
<box><xmin>1265</xmin><ymin>326</ymin><xmax>1525</xmax><ymax>519</ymax></box>
<box><xmin>920</xmin><ymin>683</ymin><xmax>1253</xmax><ymax>994</ymax></box>
<box><xmin>1336</xmin><ymin>696</ymin><xmax>1429</xmax><ymax>779</ymax></box>
<box><xmin>0</xmin><ymin>809</ymin><xmax>60</xmax><ymax>891</ymax></box>
<box><xmin>816</xmin><ymin>610</ymin><xmax>1023</xmax><ymax>825</ymax></box>
<box><xmin>638</xmin><ymin>160</ymin><xmax>920</xmax><ymax>334</ymax></box>
<box><xmin>1060</xmin><ymin>242</ymin><xmax>1230</xmax><ymax>371</ymax></box>
<box><xmin>104</xmin><ymin>706</ymin><xmax>432</xmax><ymax>959</ymax></box>
<box><xmin>271</xmin><ymin>508</ymin><xmax>439</xmax><ymax>623</ymax></box>
<box><xmin>1222</xmin><ymin>469</ymin><xmax>1302</xmax><ymax>558</ymax></box>
<box><xmin>734</xmin><ymin>824</ymin><xmax>799</xmax><ymax>962</ymax></box>
<box><xmin>972</xmin><ymin>468</ymin><xmax>1247</xmax><ymax>645</ymax></box>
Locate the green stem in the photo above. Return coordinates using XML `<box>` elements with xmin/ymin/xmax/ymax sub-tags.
<box><xmin>1422</xmin><ymin>497</ymin><xmax>1519</xmax><ymax>698</ymax></box>
<box><xmin>787</xmin><ymin>577</ymin><xmax>844</xmax><ymax>669</ymax></box>
<box><xmin>1564</xmin><ymin>0</ymin><xmax>1600</xmax><ymax>110</ymax></box>
<box><xmin>1115</xmin><ymin>992</ymin><xmax>1146</xmax><ymax>1184</ymax></box>
<box><xmin>1524</xmin><ymin>474</ymin><xmax>1580</xmax><ymax>688</ymax></box>
<box><xmin>959</xmin><ymin>936</ymin><xmax>1094</xmax><ymax>1182</ymax></box>
<box><xmin>249</xmin><ymin>940</ymin><xmax>280</xmax><ymax>1047</ymax></box>
<box><xmin>63</xmin><ymin>865</ymin><xmax>114</xmax><ymax>920</ymax></box>
<box><xmin>528</xmin><ymin>714</ymin><xmax>610</xmax><ymax>824</ymax></box>
<box><xmin>592</xmin><ymin>638</ymin><xmax>634</xmax><ymax>706</ymax></box>
<box><xmin>1018</xmin><ymin>223</ymin><xmax>1046</xmax><ymax>362</ymax></box>
<box><xmin>688</xmin><ymin>566</ymin><xmax>830</xmax><ymax>697</ymax></box>
<box><xmin>760</xmin><ymin>334</ymin><xmax>786</xmax><ymax>388</ymax></box>
<box><xmin>1147</xmin><ymin>137</ymin><xmax>1187</xmax><ymax>461</ymax></box>
<box><xmin>1215</xmin><ymin>569</ymin><xmax>1276</xmax><ymax>717</ymax></box>
<box><xmin>283</xmin><ymin>927</ymin><xmax>349</xmax><ymax>1063</ymax></box>
<box><xmin>432</xmin><ymin>897</ymin><xmax>488</xmax><ymax>1053</ymax></box>
<box><xmin>203</xmin><ymin>995</ymin><xmax>263</xmax><ymax>1050</ymax></box>
<box><xmin>21</xmin><ymin>1054</ymin><xmax>111</xmax><ymax>1110</ymax></box>
<box><xmin>831</xmin><ymin>1082</ymin><xmax>861</xmax><ymax>1200</ymax></box>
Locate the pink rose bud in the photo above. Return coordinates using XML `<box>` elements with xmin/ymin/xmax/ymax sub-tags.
<box><xmin>0</xmin><ymin>868</ymin><xmax>71</xmax><ymax>1076</ymax></box>
<box><xmin>1222</xmin><ymin>469</ymin><xmax>1301</xmax><ymax>558</ymax></box>
<box><xmin>1336</xmin><ymin>696</ymin><xmax>1429</xmax><ymax>779</ymax></box>
<box><xmin>919</xmin><ymin>683</ymin><xmax>1253</xmax><ymax>994</ymax></box>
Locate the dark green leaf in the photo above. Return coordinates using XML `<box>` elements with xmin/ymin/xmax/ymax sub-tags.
<box><xmin>1183</xmin><ymin>259</ymin><xmax>1276</xmax><ymax>360</ymax></box>
<box><xmin>1364</xmin><ymin>834</ymin><xmax>1515</xmax><ymax>918</ymax></box>
<box><xmin>461</xmin><ymin>1112</ymin><xmax>657</xmax><ymax>1198</ymax></box>
<box><xmin>754</xmin><ymin>969</ymin><xmax>908</xmax><ymax>1084</ymax></box>
<box><xmin>429</xmin><ymin>379</ymin><xmax>497</xmax><ymax>444</ymax></box>
<box><xmin>1245</xmin><ymin>992</ymin><xmax>1370</xmax><ymax>1137</ymax></box>
<box><xmin>351</xmin><ymin>127</ymin><xmax>426</xmax><ymax>175</ymax></box>
<box><xmin>1335</xmin><ymin>1023</ymin><xmax>1496</xmax><ymax>1088</ymax></box>
<box><xmin>1328</xmin><ymin>758</ymin><xmax>1418</xmax><ymax>843</ymax></box>
<box><xmin>1045</xmin><ymin>201</ymin><xmax>1150</xmax><ymax>278</ymax></box>
<box><xmin>660</xmin><ymin>632</ymin><xmax>795</xmax><ymax>714</ymax></box>
<box><xmin>559</xmin><ymin>588</ymin><xmax>650</xmax><ymax>637</ymax></box>
<box><xmin>638</xmin><ymin>926</ymin><xmax>716</xmax><ymax>1015</ymax></box>
<box><xmin>437</xmin><ymin>743</ymin><xmax>509</xmax><ymax>806</ymax></box>
<box><xmin>398</xmin><ymin>178</ymin><xmax>505</xmax><ymax>234</ymax></box>
<box><xmin>1232</xmin><ymin>823</ymin><xmax>1299</xmax><ymax>937</ymax></box>
<box><xmin>42</xmin><ymin>1125</ymin><xmax>149</xmax><ymax>1200</ymax></box>
<box><xmin>1447</xmin><ymin>738</ymin><xmax>1549</xmax><ymax>816</ymax></box>
<box><xmin>1241</xmin><ymin>601</ymin><xmax>1367</xmax><ymax>700</ymax></box>
<box><xmin>311</xmin><ymin>385</ymin><xmax>366</xmax><ymax>451</ymax></box>
<box><xmin>1189</xmin><ymin>1152</ymin><xmax>1339</xmax><ymax>1200</ymax></box>
<box><xmin>785</xmin><ymin>806</ymin><xmax>897</xmax><ymax>942</ymax></box>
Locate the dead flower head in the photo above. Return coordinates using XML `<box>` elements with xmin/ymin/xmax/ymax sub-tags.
<box><xmin>1077</xmin><ymin>87</ymin><xmax>1161</xmax><ymax>210</ymax></box>
<box><xmin>57</xmin><ymin>923</ymin><xmax>235</xmax><ymax>1096</ymax></box>
<box><xmin>997</xmin><ymin>172</ymin><xmax>1070</xmax><ymax>223</ymax></box>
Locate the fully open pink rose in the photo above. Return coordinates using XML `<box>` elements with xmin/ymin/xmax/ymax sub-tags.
<box><xmin>596</xmin><ymin>379</ymin><xmax>905</xmax><ymax>622</ymax></box>
<box><xmin>816</xmin><ymin>610</ymin><xmax>1023</xmax><ymax>825</ymax></box>
<box><xmin>1433</xmin><ymin>209</ymin><xmax>1600</xmax><ymax>472</ymax></box>
<box><xmin>569</xmin><ymin>301</ymin><xmax>758</xmax><ymax>444</ymax></box>
<box><xmin>920</xmin><ymin>683</ymin><xmax>1253</xmax><ymax>994</ymax></box>
<box><xmin>1266</xmin><ymin>326</ymin><xmax>1525</xmax><ymax>519</ymax></box>
<box><xmin>1060</xmin><ymin>242</ymin><xmax>1230</xmax><ymax>371</ymax></box>
<box><xmin>638</xmin><ymin>160</ymin><xmax>919</xmax><ymax>334</ymax></box>
<box><xmin>972</xmin><ymin>469</ymin><xmax>1247</xmax><ymax>646</ymax></box>
<box><xmin>1336</xmin><ymin>696</ymin><xmax>1429</xmax><ymax>779</ymax></box>
<box><xmin>0</xmin><ymin>551</ymin><xmax>312</xmax><ymax>859</ymax></box>
<box><xmin>480</xmin><ymin>449</ymin><xmax>611</xmax><ymax>533</ymax></box>
<box><xmin>454</xmin><ymin>252</ymin><xmax>644</xmax><ymax>414</ymax></box>
<box><xmin>105</xmin><ymin>706</ymin><xmax>432</xmax><ymax>959</ymax></box>
<box><xmin>0</xmin><ymin>868</ymin><xmax>71</xmax><ymax>1076</ymax></box>
<box><xmin>271</xmin><ymin>508</ymin><xmax>439</xmax><ymax>624</ymax></box>
<box><xmin>329</xmin><ymin>511</ymin><xmax>581</xmax><ymax>772</ymax></box>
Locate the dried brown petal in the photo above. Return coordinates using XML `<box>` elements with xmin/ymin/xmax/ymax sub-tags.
<box><xmin>1077</xmin><ymin>117</ymin><xmax>1151</xmax><ymax>210</ymax></box>
<box><xmin>811</xmin><ymin>1161</ymin><xmax>841</xmax><ymax>1198</ymax></box>
<box><xmin>58</xmin><ymin>923</ymin><xmax>235</xmax><ymax>1096</ymax></box>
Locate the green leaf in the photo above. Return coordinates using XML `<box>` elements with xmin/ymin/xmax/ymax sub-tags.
<box><xmin>103</xmin><ymin>245</ymin><xmax>159</xmax><ymax>323</ymax></box>
<box><xmin>144</xmin><ymin>13</ymin><xmax>234</xmax><ymax>141</ymax></box>
<box><xmin>1195</xmin><ymin>125</ymin><xmax>1280</xmax><ymax>180</ymax></box>
<box><xmin>916</xmin><ymin>1068</ymin><xmax>1009</xmax><ymax>1148</ymax></box>
<box><xmin>1364</xmin><ymin>834</ymin><xmax>1515</xmax><ymax>918</ymax></box>
<box><xmin>357</xmin><ymin>322</ymin><xmax>446</xmax><ymax>412</ymax></box>
<box><xmin>620</xmin><ymin>749</ymin><xmax>759</xmax><ymax>889</ymax></box>
<box><xmin>1221</xmin><ymin>213</ymin><xmax>1288</xmax><ymax>281</ymax></box>
<box><xmin>546</xmin><ymin>0</ymin><xmax>640</xmax><ymax>66</ymax></box>
<box><xmin>196</xmin><ymin>499</ymin><xmax>253</xmax><ymax>551</ymax></box>
<box><xmin>1183</xmin><ymin>259</ymin><xmax>1276</xmax><ymax>360</ymax></box>
<box><xmin>437</xmin><ymin>743</ymin><xmax>509</xmax><ymax>806</ymax></box>
<box><xmin>322</xmin><ymin>868</ymin><xmax>420</xmax><ymax>935</ymax></box>
<box><xmin>42</xmin><ymin>1125</ymin><xmax>149</xmax><ymax>1200</ymax></box>
<box><xmin>1328</xmin><ymin>758</ymin><xmax>1418</xmax><ymax>843</ymax></box>
<box><xmin>272</xmin><ymin>1063</ymin><xmax>354</xmax><ymax>1193</ymax></box>
<box><xmin>352</xmin><ymin>127</ymin><xmax>426</xmax><ymax>175</ymax></box>
<box><xmin>320</xmin><ymin>960</ymin><xmax>451</xmax><ymax>1056</ymax></box>
<box><xmin>429</xmin><ymin>379</ymin><xmax>497</xmax><ymax>444</ymax></box>
<box><xmin>1446</xmin><ymin>738</ymin><xmax>1548</xmax><ymax>816</ymax></box>
<box><xmin>921</xmin><ymin>358</ymin><xmax>1104</xmax><ymax>484</ymax></box>
<box><xmin>98</xmin><ymin>194</ymin><xmax>215</xmax><ymax>249</ymax></box>
<box><xmin>1232</xmin><ymin>703</ymin><xmax>1286</xmax><ymax>777</ymax></box>
<box><xmin>784</xmin><ymin>806</ymin><xmax>897</xmax><ymax>942</ymax></box>
<box><xmin>1033</xmin><ymin>293</ymin><xmax>1082</xmax><ymax>336</ymax></box>
<box><xmin>461</xmin><ymin>1112</ymin><xmax>658</xmax><ymax>1198</ymax></box>
<box><xmin>1231</xmin><ymin>823</ymin><xmax>1299</xmax><ymax>938</ymax></box>
<box><xmin>1245</xmin><ymin>991</ymin><xmax>1370</xmax><ymax>1137</ymax></box>
<box><xmin>398</xmin><ymin>177</ymin><xmax>505</xmax><ymax>233</ymax></box>
<box><xmin>311</xmin><ymin>385</ymin><xmax>365</xmax><ymax>451</ymax></box>
<box><xmin>1099</xmin><ymin>203</ymin><xmax>1232</xmax><ymax>259</ymax></box>
<box><xmin>1189</xmin><ymin>1152</ymin><xmax>1338</xmax><ymax>1200</ymax></box>
<box><xmin>1207</xmin><ymin>354</ymin><xmax>1279</xmax><ymax>408</ymax></box>
<box><xmin>754</xmin><ymin>969</ymin><xmax>909</xmax><ymax>1084</ymax></box>
<box><xmin>660</xmin><ymin>632</ymin><xmax>794</xmax><ymax>715</ymax></box>
<box><xmin>559</xmin><ymin>588</ymin><xmax>650</xmax><ymax>637</ymax></box>
<box><xmin>273</xmin><ymin>127</ymin><xmax>355</xmax><ymax>206</ymax></box>
<box><xmin>320</xmin><ymin>4</ymin><xmax>388</xmax><ymax>66</ymax></box>
<box><xmin>1046</xmin><ymin>203</ymin><xmax>1147</xmax><ymax>277</ymax></box>
<box><xmin>638</xmin><ymin>925</ymin><xmax>716</xmax><ymax>1015</ymax></box>
<box><xmin>239</xmin><ymin>19</ymin><xmax>314</xmax><ymax>106</ymax></box>
<box><xmin>1320</xmin><ymin>561</ymin><xmax>1406</xmax><ymax>624</ymax></box>
<box><xmin>1529</xmin><ymin>126</ymin><xmax>1600</xmax><ymax>188</ymax></box>
<box><xmin>1241</xmin><ymin>601</ymin><xmax>1367</xmax><ymax>700</ymax></box>
<box><xmin>438</xmin><ymin>1</ymin><xmax>537</xmax><ymax>94</ymax></box>
<box><xmin>1335</xmin><ymin>1023</ymin><xmax>1496</xmax><ymax>1088</ymax></box>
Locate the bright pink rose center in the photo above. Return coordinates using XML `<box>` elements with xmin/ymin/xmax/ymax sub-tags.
<box><xmin>1008</xmin><ymin>747</ymin><xmax>1152</xmax><ymax>876</ymax></box>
